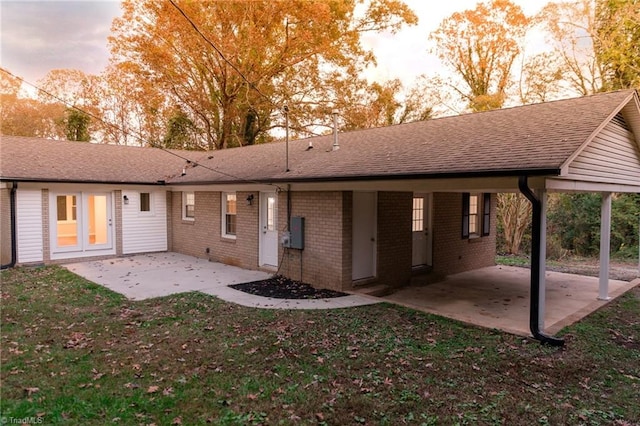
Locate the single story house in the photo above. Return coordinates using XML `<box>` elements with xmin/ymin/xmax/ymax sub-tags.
<box><xmin>2</xmin><ymin>89</ymin><xmax>639</xmax><ymax>343</ymax></box>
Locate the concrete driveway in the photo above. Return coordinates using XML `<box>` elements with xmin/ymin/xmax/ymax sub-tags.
<box><xmin>63</xmin><ymin>252</ymin><xmax>378</xmax><ymax>310</ymax></box>
<box><xmin>383</xmin><ymin>265</ymin><xmax>639</xmax><ymax>336</ymax></box>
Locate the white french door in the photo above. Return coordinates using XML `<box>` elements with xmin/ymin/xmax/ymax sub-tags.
<box><xmin>52</xmin><ymin>192</ymin><xmax>113</xmax><ymax>256</ymax></box>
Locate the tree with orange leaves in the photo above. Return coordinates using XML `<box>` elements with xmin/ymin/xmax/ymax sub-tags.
<box><xmin>430</xmin><ymin>0</ymin><xmax>530</xmax><ymax>112</ymax></box>
<box><xmin>108</xmin><ymin>0</ymin><xmax>417</xmax><ymax>150</ymax></box>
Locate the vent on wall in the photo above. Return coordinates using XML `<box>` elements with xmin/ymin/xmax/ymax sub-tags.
<box><xmin>611</xmin><ymin>112</ymin><xmax>630</xmax><ymax>131</ymax></box>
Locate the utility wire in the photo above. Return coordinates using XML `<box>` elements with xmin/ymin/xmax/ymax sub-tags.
<box><xmin>0</xmin><ymin>67</ymin><xmax>283</xmax><ymax>188</ymax></box>
<box><xmin>168</xmin><ymin>0</ymin><xmax>283</xmax><ymax>113</ymax></box>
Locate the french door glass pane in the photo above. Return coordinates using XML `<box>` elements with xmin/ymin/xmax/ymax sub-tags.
<box><xmin>87</xmin><ymin>195</ymin><xmax>108</xmax><ymax>245</ymax></box>
<box><xmin>56</xmin><ymin>195</ymin><xmax>78</xmax><ymax>246</ymax></box>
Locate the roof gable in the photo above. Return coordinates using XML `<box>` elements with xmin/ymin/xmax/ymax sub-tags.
<box><xmin>563</xmin><ymin>107</ymin><xmax>640</xmax><ymax>186</ymax></box>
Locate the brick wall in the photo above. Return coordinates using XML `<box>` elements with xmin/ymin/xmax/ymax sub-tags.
<box><xmin>0</xmin><ymin>188</ymin><xmax>12</xmax><ymax>265</ymax></box>
<box><xmin>432</xmin><ymin>192</ymin><xmax>496</xmax><ymax>276</ymax></box>
<box><xmin>278</xmin><ymin>191</ymin><xmax>347</xmax><ymax>291</ymax></box>
<box><xmin>170</xmin><ymin>190</ymin><xmax>259</xmax><ymax>270</ymax></box>
<box><xmin>277</xmin><ymin>190</ymin><xmax>412</xmax><ymax>291</ymax></box>
<box><xmin>377</xmin><ymin>191</ymin><xmax>413</xmax><ymax>288</ymax></box>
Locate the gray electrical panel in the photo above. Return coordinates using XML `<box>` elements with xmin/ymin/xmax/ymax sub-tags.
<box><xmin>290</xmin><ymin>216</ymin><xmax>305</xmax><ymax>250</ymax></box>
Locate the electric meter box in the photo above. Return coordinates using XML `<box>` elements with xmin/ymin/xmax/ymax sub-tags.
<box><xmin>289</xmin><ymin>216</ymin><xmax>305</xmax><ymax>250</ymax></box>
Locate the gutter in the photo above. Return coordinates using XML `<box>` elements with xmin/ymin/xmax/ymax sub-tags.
<box><xmin>518</xmin><ymin>176</ymin><xmax>564</xmax><ymax>346</ymax></box>
<box><xmin>0</xmin><ymin>177</ymin><xmax>168</xmax><ymax>186</ymax></box>
<box><xmin>1</xmin><ymin>182</ymin><xmax>18</xmax><ymax>270</ymax></box>
<box><xmin>167</xmin><ymin>168</ymin><xmax>562</xmax><ymax>186</ymax></box>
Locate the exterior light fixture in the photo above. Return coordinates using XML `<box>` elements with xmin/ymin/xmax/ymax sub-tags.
<box><xmin>246</xmin><ymin>194</ymin><xmax>254</xmax><ymax>205</ymax></box>
<box><xmin>123</xmin><ymin>195</ymin><xmax>129</xmax><ymax>205</ymax></box>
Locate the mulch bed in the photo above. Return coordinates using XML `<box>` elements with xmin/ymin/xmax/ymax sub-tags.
<box><xmin>230</xmin><ymin>275</ymin><xmax>347</xmax><ymax>299</ymax></box>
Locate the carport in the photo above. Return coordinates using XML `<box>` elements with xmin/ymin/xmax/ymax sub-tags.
<box><xmin>383</xmin><ymin>265</ymin><xmax>639</xmax><ymax>336</ymax></box>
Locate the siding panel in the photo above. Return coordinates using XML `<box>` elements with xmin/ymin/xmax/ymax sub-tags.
<box><xmin>122</xmin><ymin>190</ymin><xmax>168</xmax><ymax>254</ymax></box>
<box><xmin>567</xmin><ymin>120</ymin><xmax>640</xmax><ymax>185</ymax></box>
<box><xmin>16</xmin><ymin>189</ymin><xmax>43</xmax><ymax>263</ymax></box>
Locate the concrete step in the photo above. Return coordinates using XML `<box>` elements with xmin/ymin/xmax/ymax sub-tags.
<box><xmin>353</xmin><ymin>284</ymin><xmax>394</xmax><ymax>297</ymax></box>
<box><xmin>410</xmin><ymin>272</ymin><xmax>446</xmax><ymax>286</ymax></box>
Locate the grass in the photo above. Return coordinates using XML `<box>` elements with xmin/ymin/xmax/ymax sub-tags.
<box><xmin>1</xmin><ymin>266</ymin><xmax>639</xmax><ymax>425</ymax></box>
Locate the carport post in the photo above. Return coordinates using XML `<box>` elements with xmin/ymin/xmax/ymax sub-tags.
<box><xmin>599</xmin><ymin>192</ymin><xmax>612</xmax><ymax>300</ymax></box>
<box><xmin>537</xmin><ymin>190</ymin><xmax>548</xmax><ymax>331</ymax></box>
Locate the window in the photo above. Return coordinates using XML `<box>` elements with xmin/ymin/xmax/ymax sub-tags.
<box><xmin>469</xmin><ymin>194</ymin><xmax>479</xmax><ymax>236</ymax></box>
<box><xmin>266</xmin><ymin>195</ymin><xmax>276</xmax><ymax>231</ymax></box>
<box><xmin>412</xmin><ymin>197</ymin><xmax>424</xmax><ymax>232</ymax></box>
<box><xmin>462</xmin><ymin>193</ymin><xmax>490</xmax><ymax>239</ymax></box>
<box><xmin>140</xmin><ymin>192</ymin><xmax>151</xmax><ymax>212</ymax></box>
<box><xmin>183</xmin><ymin>192</ymin><xmax>195</xmax><ymax>220</ymax></box>
<box><xmin>222</xmin><ymin>192</ymin><xmax>237</xmax><ymax>237</ymax></box>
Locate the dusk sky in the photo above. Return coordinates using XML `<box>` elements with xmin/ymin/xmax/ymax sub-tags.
<box><xmin>1</xmin><ymin>1</ymin><xmax>552</xmax><ymax>86</ymax></box>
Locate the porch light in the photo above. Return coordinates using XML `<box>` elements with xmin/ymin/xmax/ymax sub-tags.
<box><xmin>123</xmin><ymin>195</ymin><xmax>129</xmax><ymax>205</ymax></box>
<box><xmin>246</xmin><ymin>194</ymin><xmax>254</xmax><ymax>206</ymax></box>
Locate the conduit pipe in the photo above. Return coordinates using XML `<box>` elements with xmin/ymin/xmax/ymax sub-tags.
<box><xmin>518</xmin><ymin>176</ymin><xmax>564</xmax><ymax>346</ymax></box>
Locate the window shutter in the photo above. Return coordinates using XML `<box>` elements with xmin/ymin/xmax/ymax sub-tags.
<box><xmin>462</xmin><ymin>193</ymin><xmax>470</xmax><ymax>239</ymax></box>
<box><xmin>482</xmin><ymin>193</ymin><xmax>491</xmax><ymax>236</ymax></box>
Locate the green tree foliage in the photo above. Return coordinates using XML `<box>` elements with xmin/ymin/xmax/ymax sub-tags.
<box><xmin>162</xmin><ymin>108</ymin><xmax>199</xmax><ymax>150</ymax></box>
<box><xmin>63</xmin><ymin>108</ymin><xmax>91</xmax><ymax>141</ymax></box>
<box><xmin>548</xmin><ymin>193</ymin><xmax>640</xmax><ymax>258</ymax></box>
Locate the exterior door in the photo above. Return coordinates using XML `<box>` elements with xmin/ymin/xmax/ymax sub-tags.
<box><xmin>412</xmin><ymin>194</ymin><xmax>432</xmax><ymax>267</ymax></box>
<box><xmin>84</xmin><ymin>193</ymin><xmax>112</xmax><ymax>251</ymax></box>
<box><xmin>352</xmin><ymin>191</ymin><xmax>377</xmax><ymax>281</ymax></box>
<box><xmin>259</xmin><ymin>192</ymin><xmax>278</xmax><ymax>268</ymax></box>
<box><xmin>52</xmin><ymin>192</ymin><xmax>113</xmax><ymax>255</ymax></box>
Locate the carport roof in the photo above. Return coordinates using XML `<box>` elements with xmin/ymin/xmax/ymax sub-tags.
<box><xmin>1</xmin><ymin>89</ymin><xmax>638</xmax><ymax>186</ymax></box>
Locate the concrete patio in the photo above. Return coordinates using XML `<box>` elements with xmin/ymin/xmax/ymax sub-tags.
<box><xmin>63</xmin><ymin>252</ymin><xmax>379</xmax><ymax>309</ymax></box>
<box><xmin>383</xmin><ymin>265</ymin><xmax>639</xmax><ymax>336</ymax></box>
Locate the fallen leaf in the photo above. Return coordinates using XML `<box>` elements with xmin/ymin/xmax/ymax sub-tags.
<box><xmin>25</xmin><ymin>387</ymin><xmax>40</xmax><ymax>396</ymax></box>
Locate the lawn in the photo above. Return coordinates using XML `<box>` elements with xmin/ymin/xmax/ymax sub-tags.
<box><xmin>1</xmin><ymin>266</ymin><xmax>639</xmax><ymax>425</ymax></box>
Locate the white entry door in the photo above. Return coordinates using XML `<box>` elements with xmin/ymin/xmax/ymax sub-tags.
<box><xmin>352</xmin><ymin>191</ymin><xmax>377</xmax><ymax>281</ymax></box>
<box><xmin>259</xmin><ymin>192</ymin><xmax>278</xmax><ymax>268</ymax></box>
<box><xmin>412</xmin><ymin>194</ymin><xmax>432</xmax><ymax>267</ymax></box>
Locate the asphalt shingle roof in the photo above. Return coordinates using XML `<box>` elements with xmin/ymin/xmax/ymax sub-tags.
<box><xmin>0</xmin><ymin>136</ymin><xmax>187</xmax><ymax>184</ymax></box>
<box><xmin>1</xmin><ymin>89</ymin><xmax>636</xmax><ymax>185</ymax></box>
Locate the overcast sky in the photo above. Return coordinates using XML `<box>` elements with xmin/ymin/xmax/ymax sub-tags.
<box><xmin>1</xmin><ymin>0</ymin><xmax>552</xmax><ymax>86</ymax></box>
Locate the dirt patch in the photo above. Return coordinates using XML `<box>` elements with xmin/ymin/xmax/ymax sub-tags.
<box><xmin>230</xmin><ymin>275</ymin><xmax>347</xmax><ymax>299</ymax></box>
<box><xmin>547</xmin><ymin>259</ymin><xmax>639</xmax><ymax>282</ymax></box>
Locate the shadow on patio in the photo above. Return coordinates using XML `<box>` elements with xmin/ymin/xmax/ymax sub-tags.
<box><xmin>382</xmin><ymin>265</ymin><xmax>639</xmax><ymax>337</ymax></box>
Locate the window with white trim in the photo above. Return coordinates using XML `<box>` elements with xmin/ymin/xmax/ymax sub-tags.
<box><xmin>140</xmin><ymin>192</ymin><xmax>151</xmax><ymax>213</ymax></box>
<box><xmin>222</xmin><ymin>192</ymin><xmax>237</xmax><ymax>238</ymax></box>
<box><xmin>182</xmin><ymin>192</ymin><xmax>195</xmax><ymax>220</ymax></box>
<box><xmin>469</xmin><ymin>194</ymin><xmax>479</xmax><ymax>236</ymax></box>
